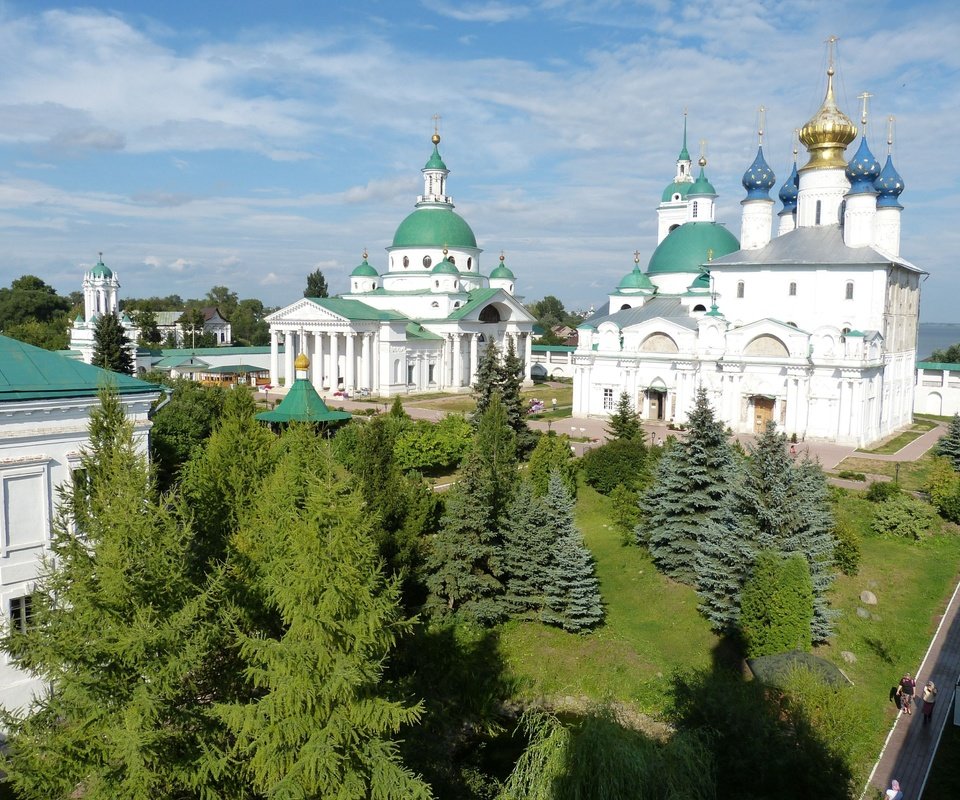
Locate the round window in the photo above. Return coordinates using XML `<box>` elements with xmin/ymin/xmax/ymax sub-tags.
<box><xmin>423</xmin><ymin>255</ymin><xmax>432</xmax><ymax>268</ymax></box>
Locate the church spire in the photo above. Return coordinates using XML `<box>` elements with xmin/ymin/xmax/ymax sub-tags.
<box><xmin>418</xmin><ymin>115</ymin><xmax>452</xmax><ymax>206</ymax></box>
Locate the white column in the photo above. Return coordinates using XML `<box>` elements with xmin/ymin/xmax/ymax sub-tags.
<box><xmin>330</xmin><ymin>332</ymin><xmax>340</xmax><ymax>391</ymax></box>
<box><xmin>469</xmin><ymin>333</ymin><xmax>479</xmax><ymax>385</ymax></box>
<box><xmin>312</xmin><ymin>332</ymin><xmax>324</xmax><ymax>391</ymax></box>
<box><xmin>345</xmin><ymin>331</ymin><xmax>356</xmax><ymax>392</ymax></box>
<box><xmin>283</xmin><ymin>329</ymin><xmax>296</xmax><ymax>387</ymax></box>
<box><xmin>361</xmin><ymin>332</ymin><xmax>371</xmax><ymax>390</ymax></box>
<box><xmin>270</xmin><ymin>329</ymin><xmax>279</xmax><ymax>386</ymax></box>
<box><xmin>524</xmin><ymin>332</ymin><xmax>533</xmax><ymax>382</ymax></box>
<box><xmin>453</xmin><ymin>334</ymin><xmax>464</xmax><ymax>387</ymax></box>
<box><xmin>372</xmin><ymin>331</ymin><xmax>381</xmax><ymax>393</ymax></box>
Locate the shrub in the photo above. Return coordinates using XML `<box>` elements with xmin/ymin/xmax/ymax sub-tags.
<box><xmin>831</xmin><ymin>515</ymin><xmax>861</xmax><ymax>576</ymax></box>
<box><xmin>579</xmin><ymin>437</ymin><xmax>648</xmax><ymax>495</ymax></box>
<box><xmin>394</xmin><ymin>415</ymin><xmax>472</xmax><ymax>473</ymax></box>
<box><xmin>836</xmin><ymin>470</ymin><xmax>866</xmax><ymax>482</ymax></box>
<box><xmin>739</xmin><ymin>551</ymin><xmax>813</xmax><ymax>657</ymax></box>
<box><xmin>865</xmin><ymin>480</ymin><xmax>900</xmax><ymax>502</ymax></box>
<box><xmin>871</xmin><ymin>494</ymin><xmax>935</xmax><ymax>540</ymax></box>
<box><xmin>926</xmin><ymin>456</ymin><xmax>960</xmax><ymax>524</ymax></box>
<box><xmin>609</xmin><ymin>483</ymin><xmax>641</xmax><ymax>545</ymax></box>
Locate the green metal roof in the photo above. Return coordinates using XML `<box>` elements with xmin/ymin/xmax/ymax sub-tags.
<box><xmin>917</xmin><ymin>361</ymin><xmax>960</xmax><ymax>370</ymax></box>
<box><xmin>661</xmin><ymin>180</ymin><xmax>692</xmax><ymax>202</ymax></box>
<box><xmin>424</xmin><ymin>145</ymin><xmax>447</xmax><ymax>171</ymax></box>
<box><xmin>0</xmin><ymin>334</ymin><xmax>159</xmax><ymax>402</ymax></box>
<box><xmin>688</xmin><ymin>167</ymin><xmax>716</xmax><ymax>197</ymax></box>
<box><xmin>204</xmin><ymin>364</ymin><xmax>268</xmax><ymax>374</ymax></box>
<box><xmin>256</xmin><ymin>379</ymin><xmax>352</xmax><ymax>424</ymax></box>
<box><xmin>532</xmin><ymin>344</ymin><xmax>576</xmax><ymax>352</ymax></box>
<box><xmin>446</xmin><ymin>288</ymin><xmax>499</xmax><ymax>320</ymax></box>
<box><xmin>489</xmin><ymin>261</ymin><xmax>516</xmax><ymax>279</ymax></box>
<box><xmin>647</xmin><ymin>222</ymin><xmax>739</xmax><ymax>274</ymax></box>
<box><xmin>305</xmin><ymin>297</ymin><xmax>409</xmax><ymax>322</ymax></box>
<box><xmin>687</xmin><ymin>271</ymin><xmax>710</xmax><ymax>290</ymax></box>
<box><xmin>351</xmin><ymin>258</ymin><xmax>378</xmax><ymax>277</ymax></box>
<box><xmin>89</xmin><ymin>259</ymin><xmax>113</xmax><ymax>278</ymax></box>
<box><xmin>406</xmin><ymin>322</ymin><xmax>443</xmax><ymax>341</ymax></box>
<box><xmin>432</xmin><ymin>259</ymin><xmax>459</xmax><ymax>275</ymax></box>
<box><xmin>617</xmin><ymin>265</ymin><xmax>656</xmax><ymax>291</ymax></box>
<box><xmin>392</xmin><ymin>207</ymin><xmax>477</xmax><ymax>248</ymax></box>
<box><xmin>154</xmin><ymin>355</ymin><xmax>212</xmax><ymax>370</ymax></box>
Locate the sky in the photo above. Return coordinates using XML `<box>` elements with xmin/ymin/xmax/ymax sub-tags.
<box><xmin>0</xmin><ymin>1</ymin><xmax>957</xmax><ymax>321</ymax></box>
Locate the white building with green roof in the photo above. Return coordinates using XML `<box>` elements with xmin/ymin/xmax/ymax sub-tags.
<box><xmin>265</xmin><ymin>132</ymin><xmax>535</xmax><ymax>395</ymax></box>
<box><xmin>573</xmin><ymin>59</ymin><xmax>921</xmax><ymax>447</ymax></box>
<box><xmin>67</xmin><ymin>255</ymin><xmax>139</xmax><ymax>365</ymax></box>
<box><xmin>0</xmin><ymin>334</ymin><xmax>161</xmax><ymax>711</ymax></box>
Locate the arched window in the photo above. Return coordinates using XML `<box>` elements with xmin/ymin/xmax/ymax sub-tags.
<box><xmin>402</xmin><ymin>256</ymin><xmax>409</xmax><ymax>267</ymax></box>
<box><xmin>434</xmin><ymin>280</ymin><xmax>439</xmax><ymax>288</ymax></box>
<box><xmin>453</xmin><ymin>281</ymin><xmax>458</xmax><ymax>289</ymax></box>
<box><xmin>620</xmin><ymin>303</ymin><xmax>631</xmax><ymax>310</ymax></box>
<box><xmin>692</xmin><ymin>201</ymin><xmax>699</xmax><ymax>219</ymax></box>
<box><xmin>467</xmin><ymin>257</ymin><xmax>472</xmax><ymax>269</ymax></box>
<box><xmin>669</xmin><ymin>223</ymin><xmax>679</xmax><ymax>232</ymax></box>
<box><xmin>815</xmin><ymin>200</ymin><xmax>822</xmax><ymax>225</ymax></box>
<box><xmin>693</xmin><ymin>304</ymin><xmax>706</xmax><ymax>312</ymax></box>
<box><xmin>845</xmin><ymin>281</ymin><xmax>854</xmax><ymax>300</ymax></box>
<box><xmin>737</xmin><ymin>281</ymin><xmax>745</xmax><ymax>298</ymax></box>
<box><xmin>431</xmin><ymin>301</ymin><xmax>439</xmax><ymax>307</ymax></box>
<box><xmin>423</xmin><ymin>255</ymin><xmax>432</xmax><ymax>268</ymax></box>
<box><xmin>372</xmin><ymin>282</ymin><xmax>377</xmax><ymax>290</ymax></box>
<box><xmin>789</xmin><ymin>282</ymin><xmax>797</xmax><ymax>296</ymax></box>
<box><xmin>479</xmin><ymin>305</ymin><xmax>501</xmax><ymax>323</ymax></box>
<box><xmin>448</xmin><ymin>255</ymin><xmax>456</xmax><ymax>265</ymax></box>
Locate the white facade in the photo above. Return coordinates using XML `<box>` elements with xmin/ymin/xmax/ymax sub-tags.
<box><xmin>915</xmin><ymin>364</ymin><xmax>960</xmax><ymax>418</ymax></box>
<box><xmin>266</xmin><ymin>134</ymin><xmax>536</xmax><ymax>396</ymax></box>
<box><xmin>68</xmin><ymin>258</ymin><xmax>139</xmax><ymax>365</ymax></box>
<box><xmin>573</xmin><ymin>63</ymin><xmax>920</xmax><ymax>447</ymax></box>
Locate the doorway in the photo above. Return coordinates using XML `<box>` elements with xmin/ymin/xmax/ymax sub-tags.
<box><xmin>753</xmin><ymin>397</ymin><xmax>775</xmax><ymax>433</ymax></box>
<box><xmin>647</xmin><ymin>389</ymin><xmax>666</xmax><ymax>421</ymax></box>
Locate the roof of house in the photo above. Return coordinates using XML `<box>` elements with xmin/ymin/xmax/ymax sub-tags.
<box><xmin>0</xmin><ymin>334</ymin><xmax>160</xmax><ymax>402</ymax></box>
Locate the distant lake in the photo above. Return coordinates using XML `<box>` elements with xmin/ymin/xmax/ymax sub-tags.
<box><xmin>918</xmin><ymin>323</ymin><xmax>960</xmax><ymax>360</ymax></box>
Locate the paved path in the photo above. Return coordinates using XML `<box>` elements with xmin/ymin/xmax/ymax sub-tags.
<box><xmin>862</xmin><ymin>578</ymin><xmax>960</xmax><ymax>800</ymax></box>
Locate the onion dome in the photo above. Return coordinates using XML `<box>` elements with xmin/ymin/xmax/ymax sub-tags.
<box><xmin>617</xmin><ymin>255</ymin><xmax>655</xmax><ymax>292</ymax></box>
<box><xmin>432</xmin><ymin>258</ymin><xmax>459</xmax><ymax>275</ymax></box>
<box><xmin>875</xmin><ymin>155</ymin><xmax>905</xmax><ymax>208</ymax></box>
<box><xmin>845</xmin><ymin>137</ymin><xmax>881</xmax><ymax>194</ymax></box>
<box><xmin>688</xmin><ymin>164</ymin><xmax>716</xmax><ymax>197</ymax></box>
<box><xmin>778</xmin><ymin>162</ymin><xmax>800</xmax><ymax>211</ymax></box>
<box><xmin>424</xmin><ymin>136</ymin><xmax>447</xmax><ymax>170</ymax></box>
<box><xmin>742</xmin><ymin>146</ymin><xmax>776</xmax><ymax>200</ymax></box>
<box><xmin>489</xmin><ymin>253</ymin><xmax>515</xmax><ymax>280</ymax></box>
<box><xmin>89</xmin><ymin>257</ymin><xmax>113</xmax><ymax>278</ymax></box>
<box><xmin>799</xmin><ymin>66</ymin><xmax>857</xmax><ymax>171</ymax></box>
<box><xmin>351</xmin><ymin>253</ymin><xmax>378</xmax><ymax>277</ymax></box>
<box><xmin>294</xmin><ymin>352</ymin><xmax>310</xmax><ymax>372</ymax></box>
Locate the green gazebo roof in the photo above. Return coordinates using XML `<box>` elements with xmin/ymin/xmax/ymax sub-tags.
<box><xmin>256</xmin><ymin>379</ymin><xmax>352</xmax><ymax>424</ymax></box>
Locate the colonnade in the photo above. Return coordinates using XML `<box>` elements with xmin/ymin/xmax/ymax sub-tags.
<box><xmin>269</xmin><ymin>328</ymin><xmax>377</xmax><ymax>393</ymax></box>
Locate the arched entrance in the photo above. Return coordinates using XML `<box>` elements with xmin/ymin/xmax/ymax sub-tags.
<box><xmin>646</xmin><ymin>379</ymin><xmax>668</xmax><ymax>421</ymax></box>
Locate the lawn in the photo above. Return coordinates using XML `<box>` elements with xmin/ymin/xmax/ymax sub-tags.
<box><xmin>831</xmin><ymin>451</ymin><xmax>937</xmax><ymax>492</ymax></box>
<box><xmin>856</xmin><ymin>419</ymin><xmax>938</xmax><ymax>455</ymax></box>
<box><xmin>498</xmin><ymin>482</ymin><xmax>960</xmax><ymax>788</ymax></box>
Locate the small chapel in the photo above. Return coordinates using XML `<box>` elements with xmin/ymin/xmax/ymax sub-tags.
<box><xmin>572</xmin><ymin>51</ymin><xmax>920</xmax><ymax>447</ymax></box>
<box><xmin>264</xmin><ymin>130</ymin><xmax>537</xmax><ymax>396</ymax></box>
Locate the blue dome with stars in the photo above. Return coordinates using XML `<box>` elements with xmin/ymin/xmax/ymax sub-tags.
<box><xmin>875</xmin><ymin>154</ymin><xmax>905</xmax><ymax>208</ymax></box>
<box><xmin>741</xmin><ymin>146</ymin><xmax>776</xmax><ymax>200</ymax></box>
<box><xmin>845</xmin><ymin>137</ymin><xmax>881</xmax><ymax>195</ymax></box>
<box><xmin>778</xmin><ymin>163</ymin><xmax>799</xmax><ymax>212</ymax></box>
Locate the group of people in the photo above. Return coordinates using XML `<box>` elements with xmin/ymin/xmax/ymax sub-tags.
<box><xmin>896</xmin><ymin>672</ymin><xmax>938</xmax><ymax>724</ymax></box>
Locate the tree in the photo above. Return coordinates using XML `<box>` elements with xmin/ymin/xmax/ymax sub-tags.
<box><xmin>640</xmin><ymin>388</ymin><xmax>733</xmax><ymax>584</ymax></box>
<box><xmin>91</xmin><ymin>311</ymin><xmax>134</xmax><ymax>374</ymax></box>
<box><xmin>739</xmin><ymin>551</ymin><xmax>814</xmax><ymax>657</ymax></box>
<box><xmin>205</xmin><ymin>285</ymin><xmax>239</xmax><ymax>320</ymax></box>
<box><xmin>871</xmin><ymin>494</ymin><xmax>935</xmax><ymax>540</ymax></box>
<box><xmin>150</xmin><ymin>379</ymin><xmax>227</xmax><ymax>489</ymax></box>
<box><xmin>927</xmin><ymin>456</ymin><xmax>960</xmax><ymax>523</ymax></box>
<box><xmin>929</xmin><ymin>343</ymin><xmax>960</xmax><ymax>363</ymax></box>
<box><xmin>219</xmin><ymin>431</ymin><xmax>432</xmax><ymax>799</ymax></box>
<box><xmin>0</xmin><ymin>275</ymin><xmax>70</xmax><ymax>329</ymax></box>
<box><xmin>580</xmin><ymin>436</ymin><xmax>649</xmax><ymax>495</ymax></box>
<box><xmin>935</xmin><ymin>413</ymin><xmax>960</xmax><ymax>470</ymax></box>
<box><xmin>178</xmin><ymin>307</ymin><xmax>216</xmax><ymax>348</ymax></box>
<box><xmin>605</xmin><ymin>391</ymin><xmax>642</xmax><ymax>440</ymax></box>
<box><xmin>541</xmin><ymin>473</ymin><xmax>603</xmax><ymax>632</ymax></box>
<box><xmin>426</xmin><ymin>395</ymin><xmax>517</xmax><ymax>623</ymax></box>
<box><xmin>230</xmin><ymin>298</ymin><xmax>270</xmax><ymax>346</ymax></box>
<box><xmin>501</xmin><ymin>482</ymin><xmax>554</xmax><ymax>617</ymax></box>
<box><xmin>526</xmin><ymin>295</ymin><xmax>579</xmax><ymax>331</ymax></box>
<box><xmin>500</xmin><ymin>337</ymin><xmax>526</xmax><ymax>437</ymax></box>
<box><xmin>472</xmin><ymin>340</ymin><xmax>501</xmax><ymax>418</ymax></box>
<box><xmin>304</xmin><ymin>267</ymin><xmax>329</xmax><ymax>298</ymax></box>
<box><xmin>3</xmin><ymin>316</ymin><xmax>70</xmax><ymax>351</ymax></box>
<box><xmin>132</xmin><ymin>308</ymin><xmax>162</xmax><ymax>346</ymax></box>
<box><xmin>527</xmin><ymin>432</ymin><xmax>577</xmax><ymax>497</ymax></box>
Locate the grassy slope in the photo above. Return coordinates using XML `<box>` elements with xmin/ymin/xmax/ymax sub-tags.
<box><xmin>499</xmin><ymin>483</ymin><xmax>960</xmax><ymax>785</ymax></box>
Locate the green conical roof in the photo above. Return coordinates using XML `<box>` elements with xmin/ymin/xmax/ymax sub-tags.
<box><xmin>256</xmin><ymin>379</ymin><xmax>352</xmax><ymax>424</ymax></box>
<box><xmin>647</xmin><ymin>222</ymin><xmax>739</xmax><ymax>275</ymax></box>
<box><xmin>679</xmin><ymin>113</ymin><xmax>690</xmax><ymax>161</ymax></box>
<box><xmin>689</xmin><ymin>167</ymin><xmax>716</xmax><ymax>197</ymax></box>
<box><xmin>424</xmin><ymin>144</ymin><xmax>447</xmax><ymax>170</ymax></box>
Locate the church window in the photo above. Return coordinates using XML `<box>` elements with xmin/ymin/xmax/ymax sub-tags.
<box><xmin>602</xmin><ymin>388</ymin><xmax>615</xmax><ymax>410</ymax></box>
<box><xmin>669</xmin><ymin>224</ymin><xmax>679</xmax><ymax>232</ymax></box>
<box><xmin>680</xmin><ymin>165</ymin><xmax>686</xmax><ymax>176</ymax></box>
<box><xmin>448</xmin><ymin>256</ymin><xmax>456</xmax><ymax>265</ymax></box>
<box><xmin>428</xmin><ymin>364</ymin><xmax>435</xmax><ymax>383</ymax></box>
<box><xmin>672</xmin><ymin>194</ymin><xmax>681</xmax><ymax>201</ymax></box>
<box><xmin>454</xmin><ymin>301</ymin><xmax>461</xmax><ymax>308</ymax></box>
<box><xmin>815</xmin><ymin>200</ymin><xmax>822</xmax><ymax>225</ymax></box>
<box><xmin>9</xmin><ymin>595</ymin><xmax>32</xmax><ymax>633</ymax></box>
<box><xmin>453</xmin><ymin>281</ymin><xmax>458</xmax><ymax>289</ymax></box>
<box><xmin>845</xmin><ymin>281</ymin><xmax>854</xmax><ymax>300</ymax></box>
<box><xmin>789</xmin><ymin>282</ymin><xmax>797</xmax><ymax>296</ymax></box>
<box><xmin>407</xmin><ymin>364</ymin><xmax>415</xmax><ymax>385</ymax></box>
<box><xmin>693</xmin><ymin>304</ymin><xmax>706</xmax><ymax>312</ymax></box>
<box><xmin>394</xmin><ymin>359</ymin><xmax>402</xmax><ymax>382</ymax></box>
<box><xmin>423</xmin><ymin>255</ymin><xmax>432</xmax><ymax>268</ymax></box>
<box><xmin>467</xmin><ymin>257</ymin><xmax>472</xmax><ymax>269</ymax></box>
<box><xmin>737</xmin><ymin>281</ymin><xmax>745</xmax><ymax>298</ymax></box>
<box><xmin>434</xmin><ymin>280</ymin><xmax>439</xmax><ymax>288</ymax></box>
<box><xmin>403</xmin><ymin>256</ymin><xmax>409</xmax><ymax>267</ymax></box>
<box><xmin>431</xmin><ymin>301</ymin><xmax>439</xmax><ymax>307</ymax></box>
<box><xmin>692</xmin><ymin>201</ymin><xmax>699</xmax><ymax>219</ymax></box>
<box><xmin>372</xmin><ymin>283</ymin><xmax>377</xmax><ymax>290</ymax></box>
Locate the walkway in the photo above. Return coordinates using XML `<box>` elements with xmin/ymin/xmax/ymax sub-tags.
<box><xmin>862</xmin><ymin>578</ymin><xmax>960</xmax><ymax>800</ymax></box>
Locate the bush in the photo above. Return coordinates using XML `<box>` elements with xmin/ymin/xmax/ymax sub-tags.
<box><xmin>579</xmin><ymin>437</ymin><xmax>648</xmax><ymax>495</ymax></box>
<box><xmin>609</xmin><ymin>483</ymin><xmax>641</xmax><ymax>545</ymax></box>
<box><xmin>394</xmin><ymin>415</ymin><xmax>472</xmax><ymax>473</ymax></box>
<box><xmin>926</xmin><ymin>456</ymin><xmax>960</xmax><ymax>524</ymax></box>
<box><xmin>740</xmin><ymin>551</ymin><xmax>814</xmax><ymax>657</ymax></box>
<box><xmin>871</xmin><ymin>494</ymin><xmax>935</xmax><ymax>540</ymax></box>
<box><xmin>865</xmin><ymin>480</ymin><xmax>901</xmax><ymax>502</ymax></box>
<box><xmin>836</xmin><ymin>470</ymin><xmax>866</xmax><ymax>482</ymax></box>
<box><xmin>831</xmin><ymin>515</ymin><xmax>861</xmax><ymax>576</ymax></box>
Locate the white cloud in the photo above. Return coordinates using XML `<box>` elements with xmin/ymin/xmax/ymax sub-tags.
<box><xmin>421</xmin><ymin>1</ymin><xmax>530</xmax><ymax>23</ymax></box>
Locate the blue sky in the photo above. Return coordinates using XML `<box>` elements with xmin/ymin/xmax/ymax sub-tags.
<box><xmin>0</xmin><ymin>1</ymin><xmax>957</xmax><ymax>321</ymax></box>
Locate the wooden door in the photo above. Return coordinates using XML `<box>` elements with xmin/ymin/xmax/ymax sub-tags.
<box><xmin>753</xmin><ymin>397</ymin><xmax>774</xmax><ymax>433</ymax></box>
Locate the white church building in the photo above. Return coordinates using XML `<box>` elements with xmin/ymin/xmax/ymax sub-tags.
<box><xmin>67</xmin><ymin>256</ymin><xmax>140</xmax><ymax>365</ymax></box>
<box><xmin>572</xmin><ymin>58</ymin><xmax>920</xmax><ymax>447</ymax></box>
<box><xmin>265</xmin><ymin>131</ymin><xmax>536</xmax><ymax>396</ymax></box>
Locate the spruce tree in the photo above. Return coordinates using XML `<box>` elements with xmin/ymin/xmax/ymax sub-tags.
<box><xmin>542</xmin><ymin>473</ymin><xmax>603</xmax><ymax>632</ymax></box>
<box><xmin>501</xmin><ymin>481</ymin><xmax>554</xmax><ymax>617</ymax></box>
<box><xmin>605</xmin><ymin>391</ymin><xmax>642</xmax><ymax>440</ymax></box>
<box><xmin>640</xmin><ymin>387</ymin><xmax>733</xmax><ymax>584</ymax></box>
<box><xmin>472</xmin><ymin>340</ymin><xmax>502</xmax><ymax>418</ymax></box>
<box><xmin>220</xmin><ymin>427</ymin><xmax>431</xmax><ymax>799</ymax></box>
<box><xmin>426</xmin><ymin>395</ymin><xmax>517</xmax><ymax>623</ymax></box>
<box><xmin>500</xmin><ymin>336</ymin><xmax>526</xmax><ymax>436</ymax></box>
<box><xmin>91</xmin><ymin>311</ymin><xmax>134</xmax><ymax>374</ymax></box>
<box><xmin>936</xmin><ymin>413</ymin><xmax>960</xmax><ymax>470</ymax></box>
<box><xmin>739</xmin><ymin>551</ymin><xmax>814</xmax><ymax>657</ymax></box>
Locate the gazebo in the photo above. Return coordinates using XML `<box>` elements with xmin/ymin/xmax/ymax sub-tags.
<box><xmin>256</xmin><ymin>353</ymin><xmax>352</xmax><ymax>428</ymax></box>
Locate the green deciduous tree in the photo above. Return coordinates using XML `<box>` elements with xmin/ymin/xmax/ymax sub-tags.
<box><xmin>926</xmin><ymin>455</ymin><xmax>960</xmax><ymax>523</ymax></box>
<box><xmin>177</xmin><ymin>307</ymin><xmax>217</xmax><ymax>348</ymax></box>
<box><xmin>230</xmin><ymin>298</ymin><xmax>270</xmax><ymax>346</ymax></box>
<box><xmin>394</xmin><ymin>415</ymin><xmax>472</xmax><ymax>473</ymax></box>
<box><xmin>304</xmin><ymin>268</ymin><xmax>329</xmax><ymax>298</ymax></box>
<box><xmin>204</xmin><ymin>285</ymin><xmax>239</xmax><ymax>321</ymax></box>
<box><xmin>3</xmin><ymin>316</ymin><xmax>70</xmax><ymax>350</ymax></box>
<box><xmin>929</xmin><ymin>343</ymin><xmax>960</xmax><ymax>363</ymax></box>
<box><xmin>91</xmin><ymin>311</ymin><xmax>134</xmax><ymax>374</ymax></box>
<box><xmin>605</xmin><ymin>391</ymin><xmax>642</xmax><ymax>440</ymax></box>
<box><xmin>150</xmin><ymin>379</ymin><xmax>227</xmax><ymax>489</ymax></box>
<box><xmin>0</xmin><ymin>275</ymin><xmax>70</xmax><ymax>332</ymax></box>
<box><xmin>640</xmin><ymin>388</ymin><xmax>733</xmax><ymax>584</ymax></box>
<box><xmin>527</xmin><ymin>433</ymin><xmax>577</xmax><ymax>497</ymax></box>
<box><xmin>740</xmin><ymin>551</ymin><xmax>814</xmax><ymax>657</ymax></box>
<box><xmin>935</xmin><ymin>414</ymin><xmax>960</xmax><ymax>470</ymax></box>
<box><xmin>132</xmin><ymin>308</ymin><xmax>162</xmax><ymax>346</ymax></box>
<box><xmin>580</xmin><ymin>436</ymin><xmax>649</xmax><ymax>495</ymax></box>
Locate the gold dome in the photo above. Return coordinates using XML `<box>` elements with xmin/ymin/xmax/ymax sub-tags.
<box><xmin>799</xmin><ymin>67</ymin><xmax>857</xmax><ymax>172</ymax></box>
<box><xmin>294</xmin><ymin>352</ymin><xmax>310</xmax><ymax>371</ymax></box>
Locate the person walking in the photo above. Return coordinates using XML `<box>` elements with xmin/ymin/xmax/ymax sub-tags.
<box><xmin>921</xmin><ymin>680</ymin><xmax>938</xmax><ymax>724</ymax></box>
<box><xmin>897</xmin><ymin>673</ymin><xmax>916</xmax><ymax>715</ymax></box>
<box><xmin>885</xmin><ymin>779</ymin><xmax>903</xmax><ymax>800</ymax></box>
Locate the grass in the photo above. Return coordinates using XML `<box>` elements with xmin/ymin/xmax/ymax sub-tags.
<box><xmin>856</xmin><ymin>419</ymin><xmax>939</xmax><ymax>455</ymax></box>
<box><xmin>831</xmin><ymin>451</ymin><xmax>937</xmax><ymax>492</ymax></box>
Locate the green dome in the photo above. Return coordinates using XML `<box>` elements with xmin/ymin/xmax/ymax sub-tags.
<box><xmin>688</xmin><ymin>167</ymin><xmax>716</xmax><ymax>197</ymax></box>
<box><xmin>432</xmin><ymin>259</ymin><xmax>459</xmax><ymax>275</ymax></box>
<box><xmin>89</xmin><ymin>259</ymin><xmax>113</xmax><ymax>278</ymax></box>
<box><xmin>687</xmin><ymin>271</ymin><xmax>710</xmax><ymax>290</ymax></box>
<box><xmin>661</xmin><ymin>181</ymin><xmax>692</xmax><ymax>202</ymax></box>
<box><xmin>392</xmin><ymin>207</ymin><xmax>477</xmax><ymax>248</ymax></box>
<box><xmin>351</xmin><ymin>258</ymin><xmax>378</xmax><ymax>277</ymax></box>
<box><xmin>424</xmin><ymin>145</ymin><xmax>447</xmax><ymax>171</ymax></box>
<box><xmin>647</xmin><ymin>222</ymin><xmax>739</xmax><ymax>274</ymax></box>
<box><xmin>490</xmin><ymin>260</ymin><xmax>515</xmax><ymax>279</ymax></box>
<box><xmin>618</xmin><ymin>265</ymin><xmax>656</xmax><ymax>291</ymax></box>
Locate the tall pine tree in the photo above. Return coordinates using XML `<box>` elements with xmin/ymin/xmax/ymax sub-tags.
<box><xmin>500</xmin><ymin>336</ymin><xmax>526</xmax><ymax>437</ymax></box>
<box><xmin>472</xmin><ymin>340</ymin><xmax>502</xmax><ymax>418</ymax></box>
<box><xmin>91</xmin><ymin>311</ymin><xmax>134</xmax><ymax>374</ymax></box>
<box><xmin>640</xmin><ymin>387</ymin><xmax>733</xmax><ymax>584</ymax></box>
<box><xmin>936</xmin><ymin>413</ymin><xmax>960</xmax><ymax>470</ymax></box>
<box><xmin>605</xmin><ymin>391</ymin><xmax>642</xmax><ymax>440</ymax></box>
<box><xmin>542</xmin><ymin>473</ymin><xmax>603</xmax><ymax>632</ymax></box>
<box><xmin>500</xmin><ymin>481</ymin><xmax>554</xmax><ymax>618</ymax></box>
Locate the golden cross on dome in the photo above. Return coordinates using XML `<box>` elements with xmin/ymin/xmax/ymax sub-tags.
<box><xmin>633</xmin><ymin>250</ymin><xmax>641</xmax><ymax>264</ymax></box>
<box><xmin>825</xmin><ymin>34</ymin><xmax>839</xmax><ymax>74</ymax></box>
<box><xmin>857</xmin><ymin>91</ymin><xmax>873</xmax><ymax>130</ymax></box>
